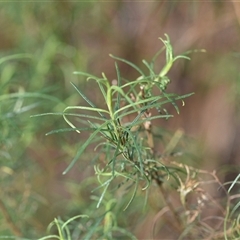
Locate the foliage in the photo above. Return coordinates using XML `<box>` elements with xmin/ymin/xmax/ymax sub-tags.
<box><xmin>1</xmin><ymin>2</ymin><xmax>240</xmax><ymax>239</ymax></box>
<box><xmin>0</xmin><ymin>3</ymin><xmax>93</xmax><ymax>237</ymax></box>
<box><xmin>37</xmin><ymin>35</ymin><xmax>240</xmax><ymax>239</ymax></box>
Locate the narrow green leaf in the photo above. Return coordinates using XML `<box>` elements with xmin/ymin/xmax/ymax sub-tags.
<box><xmin>0</xmin><ymin>92</ymin><xmax>61</xmax><ymax>103</ymax></box>
<box><xmin>71</xmin><ymin>82</ymin><xmax>108</xmax><ymax>120</ymax></box>
<box><xmin>114</xmin><ymin>62</ymin><xmax>121</xmax><ymax>114</ymax></box>
<box><xmin>142</xmin><ymin>59</ymin><xmax>155</xmax><ymax>78</ymax></box>
<box><xmin>38</xmin><ymin>235</ymin><xmax>60</xmax><ymax>240</ymax></box>
<box><xmin>228</xmin><ymin>174</ymin><xmax>240</xmax><ymax>193</ymax></box>
<box><xmin>70</xmin><ymin>82</ymin><xmax>98</xmax><ymax>109</ymax></box>
<box><xmin>119</xmin><ymin>76</ymin><xmax>154</xmax><ymax>89</ymax></box>
<box><xmin>173</xmin><ymin>55</ymin><xmax>190</xmax><ymax>62</ymax></box>
<box><xmin>162</xmin><ymin>91</ymin><xmax>179</xmax><ymax>113</ymax></box>
<box><xmin>97</xmin><ymin>80</ymin><xmax>107</xmax><ymax>103</ymax></box>
<box><xmin>96</xmin><ymin>179</ymin><xmax>112</xmax><ymax>208</ymax></box>
<box><xmin>111</xmin><ymin>85</ymin><xmax>133</xmax><ymax>105</ymax></box>
<box><xmin>62</xmin><ymin>215</ymin><xmax>89</xmax><ymax>230</ymax></box>
<box><xmin>63</xmin><ymin>121</ymin><xmax>109</xmax><ymax>174</ymax></box>
<box><xmin>0</xmin><ymin>53</ymin><xmax>32</xmax><ymax>65</ymax></box>
<box><xmin>32</xmin><ymin>112</ymin><xmax>106</xmax><ymax>122</ymax></box>
<box><xmin>117</xmin><ymin>93</ymin><xmax>192</xmax><ymax>122</ymax></box>
<box><xmin>125</xmin><ymin>129</ymin><xmax>144</xmax><ymax>175</ymax></box>
<box><xmin>109</xmin><ymin>54</ymin><xmax>146</xmax><ymax>77</ymax></box>
<box><xmin>73</xmin><ymin>71</ymin><xmax>98</xmax><ymax>79</ymax></box>
<box><xmin>63</xmin><ymin>105</ymin><xmax>109</xmax><ymax>132</ymax></box>
<box><xmin>111</xmin><ymin>136</ymin><xmax>122</xmax><ymax>177</ymax></box>
<box><xmin>114</xmin><ymin>95</ymin><xmax>162</xmax><ymax>117</ymax></box>
<box><xmin>64</xmin><ymin>105</ymin><xmax>109</xmax><ymax>114</ymax></box>
<box><xmin>46</xmin><ymin>127</ymin><xmax>101</xmax><ymax>135</ymax></box>
<box><xmin>123</xmin><ymin>179</ymin><xmax>138</xmax><ymax>211</ymax></box>
<box><xmin>229</xmin><ymin>200</ymin><xmax>240</xmax><ymax>220</ymax></box>
<box><xmin>125</xmin><ymin>114</ymin><xmax>173</xmax><ymax>129</ymax></box>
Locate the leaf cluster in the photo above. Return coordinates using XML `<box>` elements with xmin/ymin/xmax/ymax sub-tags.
<box><xmin>41</xmin><ymin>35</ymin><xmax>193</xmax><ymax>210</ymax></box>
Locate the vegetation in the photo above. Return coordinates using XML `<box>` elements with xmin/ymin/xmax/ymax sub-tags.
<box><xmin>0</xmin><ymin>2</ymin><xmax>240</xmax><ymax>240</ymax></box>
<box><xmin>35</xmin><ymin>35</ymin><xmax>239</xmax><ymax>240</ymax></box>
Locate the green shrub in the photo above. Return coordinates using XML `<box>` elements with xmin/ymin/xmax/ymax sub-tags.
<box><xmin>37</xmin><ymin>35</ymin><xmax>240</xmax><ymax>240</ymax></box>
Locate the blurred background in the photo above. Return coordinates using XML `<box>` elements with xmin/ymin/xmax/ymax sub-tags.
<box><xmin>0</xmin><ymin>1</ymin><xmax>240</xmax><ymax>238</ymax></box>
